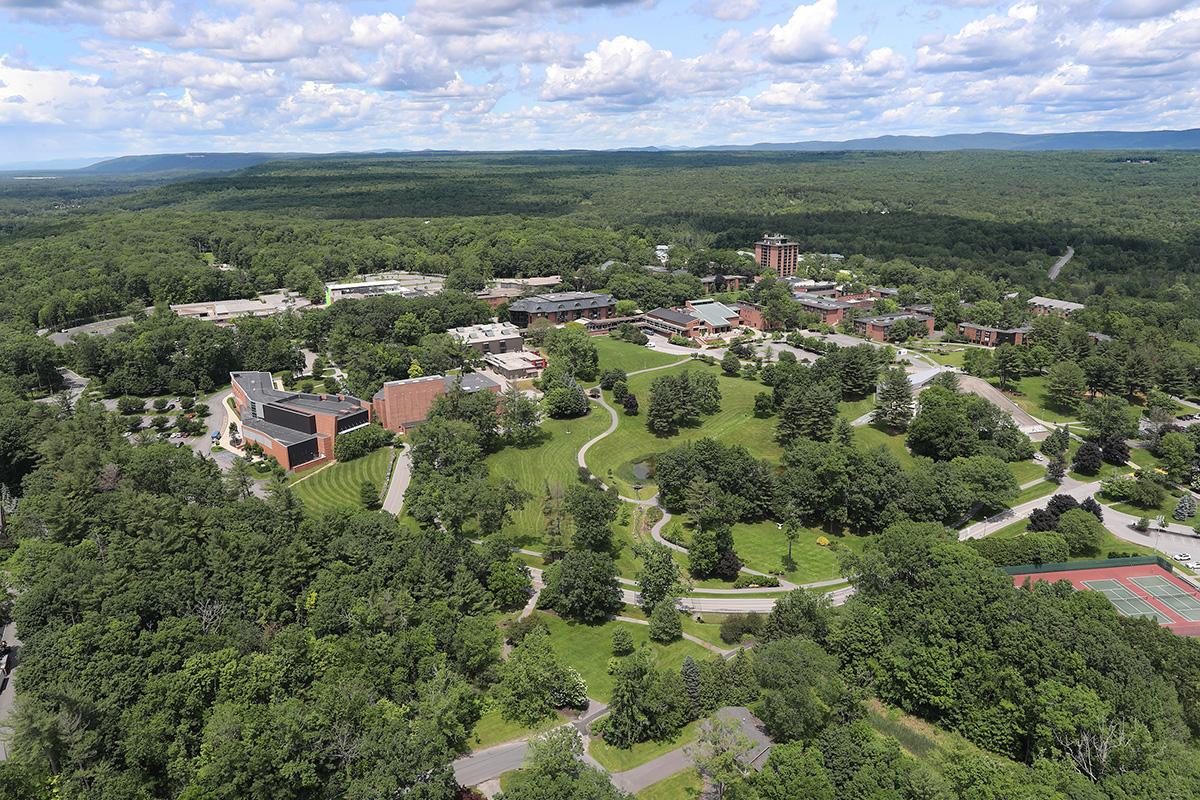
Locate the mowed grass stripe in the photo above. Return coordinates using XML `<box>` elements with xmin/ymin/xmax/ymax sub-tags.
<box><xmin>294</xmin><ymin>447</ymin><xmax>395</xmax><ymax>514</ymax></box>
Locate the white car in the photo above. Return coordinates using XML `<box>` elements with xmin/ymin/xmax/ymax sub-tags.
<box><xmin>1172</xmin><ymin>552</ymin><xmax>1192</xmax><ymax>562</ymax></box>
<box><xmin>1187</xmin><ymin>562</ymin><xmax>1200</xmax><ymax>571</ymax></box>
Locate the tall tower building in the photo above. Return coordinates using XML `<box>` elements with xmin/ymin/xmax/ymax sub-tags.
<box><xmin>754</xmin><ymin>234</ymin><xmax>800</xmax><ymax>277</ymax></box>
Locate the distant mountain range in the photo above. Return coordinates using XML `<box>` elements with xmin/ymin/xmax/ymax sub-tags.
<box><xmin>4</xmin><ymin>129</ymin><xmax>1200</xmax><ymax>174</ymax></box>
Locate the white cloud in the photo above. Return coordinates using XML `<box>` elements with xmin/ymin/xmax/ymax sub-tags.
<box><xmin>693</xmin><ymin>0</ymin><xmax>759</xmax><ymax>21</ymax></box>
<box><xmin>915</xmin><ymin>2</ymin><xmax>1049</xmax><ymax>73</ymax></box>
<box><xmin>541</xmin><ymin>35</ymin><xmax>674</xmax><ymax>106</ymax></box>
<box><xmin>765</xmin><ymin>0</ymin><xmax>840</xmax><ymax>63</ymax></box>
<box><xmin>1101</xmin><ymin>0</ymin><xmax>1195</xmax><ymax>20</ymax></box>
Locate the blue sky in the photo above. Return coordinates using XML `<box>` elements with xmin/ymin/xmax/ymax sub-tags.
<box><xmin>1</xmin><ymin>0</ymin><xmax>1198</xmax><ymax>163</ymax></box>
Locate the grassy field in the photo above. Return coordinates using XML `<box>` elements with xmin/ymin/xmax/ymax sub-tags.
<box><xmin>590</xmin><ymin>720</ymin><xmax>701</xmax><ymax>772</ymax></box>
<box><xmin>916</xmin><ymin>347</ymin><xmax>967</xmax><ymax>368</ymax></box>
<box><xmin>838</xmin><ymin>396</ymin><xmax>876</xmax><ymax>422</ymax></box>
<box><xmin>470</xmin><ymin>706</ymin><xmax>564</xmax><ymax>751</ymax></box>
<box><xmin>1002</xmin><ymin>376</ymin><xmax>1079</xmax><ymax>424</ymax></box>
<box><xmin>292</xmin><ymin>447</ymin><xmax>394</xmax><ymax>514</ymax></box>
<box><xmin>853</xmin><ymin>423</ymin><xmax>915</xmax><ymax>467</ymax></box>
<box><xmin>484</xmin><ymin>408</ymin><xmax>611</xmax><ymax>549</ymax></box>
<box><xmin>1106</xmin><ymin>490</ymin><xmax>1199</xmax><ymax>525</ymax></box>
<box><xmin>585</xmin><ymin>361</ymin><xmax>782</xmax><ymax>497</ymax></box>
<box><xmin>593</xmin><ymin>336</ymin><xmax>685</xmax><ymax>376</ymax></box>
<box><xmin>1011</xmin><ymin>480</ymin><xmax>1057</xmax><ymax>505</ymax></box>
<box><xmin>636</xmin><ymin>768</ymin><xmax>702</xmax><ymax>800</ymax></box>
<box><xmin>539</xmin><ymin>612</ymin><xmax>711</xmax><ymax>703</ymax></box>
<box><xmin>730</xmin><ymin>520</ymin><xmax>866</xmax><ymax>584</ymax></box>
<box><xmin>1009</xmin><ymin>459</ymin><xmax>1048</xmax><ymax>484</ymax></box>
<box><xmin>681</xmin><ymin>613</ymin><xmax>735</xmax><ymax>647</ymax></box>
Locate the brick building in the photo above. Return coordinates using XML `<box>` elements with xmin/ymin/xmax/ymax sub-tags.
<box><xmin>855</xmin><ymin>313</ymin><xmax>935</xmax><ymax>342</ymax></box>
<box><xmin>232</xmin><ymin>371</ymin><xmax>371</xmax><ymax>472</ymax></box>
<box><xmin>957</xmin><ymin>322</ymin><xmax>1031</xmax><ymax>347</ymax></box>
<box><xmin>372</xmin><ymin>373</ymin><xmax>501</xmax><ymax>434</ymax></box>
<box><xmin>644</xmin><ymin>299</ymin><xmax>741</xmax><ymax>340</ymax></box>
<box><xmin>733</xmin><ymin>302</ymin><xmax>780</xmax><ymax>332</ymax></box>
<box><xmin>754</xmin><ymin>234</ymin><xmax>801</xmax><ymax>278</ymax></box>
<box><xmin>796</xmin><ymin>296</ymin><xmax>853</xmax><ymax>326</ymax></box>
<box><xmin>506</xmin><ymin>292</ymin><xmax>616</xmax><ymax>327</ymax></box>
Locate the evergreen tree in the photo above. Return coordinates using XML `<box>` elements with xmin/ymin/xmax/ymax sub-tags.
<box><xmin>753</xmin><ymin>391</ymin><xmax>774</xmax><ymax>418</ymax></box>
<box><xmin>727</xmin><ymin>649</ymin><xmax>757</xmax><ymax>705</ymax></box>
<box><xmin>1040</xmin><ymin>426</ymin><xmax>1070</xmax><ymax>458</ymax></box>
<box><xmin>1047</xmin><ymin>455</ymin><xmax>1066</xmax><ymax>484</ymax></box>
<box><xmin>721</xmin><ymin>350</ymin><xmax>741</xmax><ymax>376</ymax></box>
<box><xmin>681</xmin><ymin>656</ymin><xmax>702</xmax><ymax>714</ymax></box>
<box><xmin>1101</xmin><ymin>434</ymin><xmax>1131</xmax><ymax>465</ymax></box>
<box><xmin>611</xmin><ymin>628</ymin><xmax>634</xmax><ymax>657</ymax></box>
<box><xmin>621</xmin><ymin>393</ymin><xmax>639</xmax><ymax>416</ymax></box>
<box><xmin>1080</xmin><ymin>496</ymin><xmax>1104</xmax><ymax>522</ymax></box>
<box><xmin>359</xmin><ymin>479</ymin><xmax>381</xmax><ymax>510</ymax></box>
<box><xmin>1173</xmin><ymin>493</ymin><xmax>1197</xmax><ymax>521</ymax></box>
<box><xmin>1071</xmin><ymin>441</ymin><xmax>1103</xmax><ymax>475</ymax></box>
<box><xmin>872</xmin><ymin>366</ymin><xmax>914</xmax><ymax>431</ymax></box>
<box><xmin>1045</xmin><ymin>360</ymin><xmax>1086</xmax><ymax>412</ymax></box>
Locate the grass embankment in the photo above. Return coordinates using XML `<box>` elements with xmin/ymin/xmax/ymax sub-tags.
<box><xmin>292</xmin><ymin>447</ymin><xmax>395</xmax><ymax>513</ymax></box>
<box><xmin>731</xmin><ymin>520</ymin><xmax>866</xmax><ymax>584</ymax></box>
<box><xmin>635</xmin><ymin>768</ymin><xmax>702</xmax><ymax>799</ymax></box>
<box><xmin>470</xmin><ymin>706</ymin><xmax>565</xmax><ymax>751</ymax></box>
<box><xmin>984</xmin><ymin>518</ymin><xmax>1158</xmax><ymax>558</ymax></box>
<box><xmin>593</xmin><ymin>337</ymin><xmax>685</xmax><ymax>375</ymax></box>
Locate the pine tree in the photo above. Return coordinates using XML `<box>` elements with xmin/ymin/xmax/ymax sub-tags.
<box><xmin>727</xmin><ymin>649</ymin><xmax>757</xmax><ymax>705</ymax></box>
<box><xmin>832</xmin><ymin>417</ymin><xmax>855</xmax><ymax>447</ymax></box>
<box><xmin>1080</xmin><ymin>496</ymin><xmax>1104</xmax><ymax>522</ymax></box>
<box><xmin>1047</xmin><ymin>455</ymin><xmax>1066</xmax><ymax>484</ymax></box>
<box><xmin>649</xmin><ymin>600</ymin><xmax>682</xmax><ymax>643</ymax></box>
<box><xmin>1071</xmin><ymin>441</ymin><xmax>1103</xmax><ymax>475</ymax></box>
<box><xmin>872</xmin><ymin>366</ymin><xmax>914</xmax><ymax>431</ymax></box>
<box><xmin>611</xmin><ymin>628</ymin><xmax>634</xmax><ymax>656</ymax></box>
<box><xmin>681</xmin><ymin>656</ymin><xmax>702</xmax><ymax>715</ymax></box>
<box><xmin>1101</xmin><ymin>434</ymin><xmax>1131</xmax><ymax>465</ymax></box>
<box><xmin>359</xmin><ymin>480</ymin><xmax>380</xmax><ymax>510</ymax></box>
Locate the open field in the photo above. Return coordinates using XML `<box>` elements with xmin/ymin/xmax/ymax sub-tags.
<box><xmin>485</xmin><ymin>408</ymin><xmax>611</xmax><ymax>549</ymax></box>
<box><xmin>853</xmin><ymin>423</ymin><xmax>916</xmax><ymax>467</ymax></box>
<box><xmin>585</xmin><ymin>361</ymin><xmax>782</xmax><ymax>497</ymax></box>
<box><xmin>731</xmin><ymin>520</ymin><xmax>866</xmax><ymax>584</ymax></box>
<box><xmin>538</xmin><ymin>612</ymin><xmax>711</xmax><ymax>704</ymax></box>
<box><xmin>292</xmin><ymin>447</ymin><xmax>394</xmax><ymax>514</ymax></box>
<box><xmin>593</xmin><ymin>336</ymin><xmax>684</xmax><ymax>376</ymax></box>
<box><xmin>1011</xmin><ymin>480</ymin><xmax>1057</xmax><ymax>505</ymax></box>
<box><xmin>1001</xmin><ymin>376</ymin><xmax>1079</xmax><ymax>423</ymax></box>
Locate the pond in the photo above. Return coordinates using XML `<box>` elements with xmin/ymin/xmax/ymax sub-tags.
<box><xmin>631</xmin><ymin>460</ymin><xmax>653</xmax><ymax>481</ymax></box>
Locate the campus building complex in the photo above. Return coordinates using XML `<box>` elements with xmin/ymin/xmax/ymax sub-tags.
<box><xmin>231</xmin><ymin>371</ymin><xmax>371</xmax><ymax>471</ymax></box>
<box><xmin>796</xmin><ymin>296</ymin><xmax>853</xmax><ymax>326</ymax></box>
<box><xmin>506</xmin><ymin>292</ymin><xmax>616</xmax><ymax>327</ymax></box>
<box><xmin>372</xmin><ymin>373</ymin><xmax>501</xmax><ymax>434</ymax></box>
<box><xmin>324</xmin><ymin>272</ymin><xmax>446</xmax><ymax>304</ymax></box>
<box><xmin>754</xmin><ymin>234</ymin><xmax>801</xmax><ymax>277</ymax></box>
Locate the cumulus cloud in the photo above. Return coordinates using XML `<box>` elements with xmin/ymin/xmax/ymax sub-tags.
<box><xmin>541</xmin><ymin>36</ymin><xmax>674</xmax><ymax>105</ymax></box>
<box><xmin>765</xmin><ymin>0</ymin><xmax>840</xmax><ymax>63</ymax></box>
<box><xmin>915</xmin><ymin>2</ymin><xmax>1049</xmax><ymax>73</ymax></box>
<box><xmin>693</xmin><ymin>0</ymin><xmax>759</xmax><ymax>20</ymax></box>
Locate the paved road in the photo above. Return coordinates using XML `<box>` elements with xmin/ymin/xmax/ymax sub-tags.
<box><xmin>1048</xmin><ymin>246</ymin><xmax>1075</xmax><ymax>281</ymax></box>
<box><xmin>957</xmin><ymin>374</ymin><xmax>1050</xmax><ymax>437</ymax></box>
<box><xmin>0</xmin><ymin>618</ymin><xmax>21</xmax><ymax>762</ymax></box>
<box><xmin>382</xmin><ymin>448</ymin><xmax>411</xmax><ymax>514</ymax></box>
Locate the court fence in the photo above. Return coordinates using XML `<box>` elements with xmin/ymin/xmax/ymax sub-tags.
<box><xmin>1001</xmin><ymin>555</ymin><xmax>1176</xmax><ymax>576</ymax></box>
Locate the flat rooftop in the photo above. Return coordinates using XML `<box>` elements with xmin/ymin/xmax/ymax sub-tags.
<box><xmin>232</xmin><ymin>371</ymin><xmax>365</xmax><ymax>416</ymax></box>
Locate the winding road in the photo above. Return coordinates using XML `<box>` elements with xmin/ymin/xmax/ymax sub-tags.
<box><xmin>1048</xmin><ymin>246</ymin><xmax>1075</xmax><ymax>281</ymax></box>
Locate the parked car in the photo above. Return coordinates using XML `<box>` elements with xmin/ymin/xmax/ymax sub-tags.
<box><xmin>1172</xmin><ymin>552</ymin><xmax>1192</xmax><ymax>562</ymax></box>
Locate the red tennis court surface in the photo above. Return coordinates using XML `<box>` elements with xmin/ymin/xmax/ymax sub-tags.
<box><xmin>1011</xmin><ymin>563</ymin><xmax>1200</xmax><ymax>637</ymax></box>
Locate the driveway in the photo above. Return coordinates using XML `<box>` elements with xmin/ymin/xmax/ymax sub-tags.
<box><xmin>382</xmin><ymin>448</ymin><xmax>411</xmax><ymax>514</ymax></box>
<box><xmin>0</xmin><ymin>619</ymin><xmax>21</xmax><ymax>762</ymax></box>
<box><xmin>957</xmin><ymin>374</ymin><xmax>1049</xmax><ymax>437</ymax></box>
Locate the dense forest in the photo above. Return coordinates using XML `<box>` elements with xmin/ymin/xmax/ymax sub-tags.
<box><xmin>2</xmin><ymin>150</ymin><xmax>1199</xmax><ymax>329</ymax></box>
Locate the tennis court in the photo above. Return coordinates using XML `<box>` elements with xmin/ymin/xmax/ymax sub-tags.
<box><xmin>1130</xmin><ymin>575</ymin><xmax>1200</xmax><ymax>622</ymax></box>
<box><xmin>1010</xmin><ymin>561</ymin><xmax>1200</xmax><ymax>637</ymax></box>
<box><xmin>1080</xmin><ymin>579</ymin><xmax>1172</xmax><ymax>623</ymax></box>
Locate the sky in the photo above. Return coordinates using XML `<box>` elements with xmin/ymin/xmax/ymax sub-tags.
<box><xmin>0</xmin><ymin>0</ymin><xmax>1199</xmax><ymax>163</ymax></box>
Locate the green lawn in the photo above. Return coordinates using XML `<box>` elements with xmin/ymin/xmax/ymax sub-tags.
<box><xmin>730</xmin><ymin>520</ymin><xmax>866</xmax><ymax>584</ymax></box>
<box><xmin>539</xmin><ymin>612</ymin><xmax>711</xmax><ymax>704</ymax></box>
<box><xmin>585</xmin><ymin>362</ymin><xmax>782</xmax><ymax>497</ymax></box>
<box><xmin>853</xmin><ymin>423</ymin><xmax>915</xmax><ymax>467</ymax></box>
<box><xmin>636</xmin><ymin>768</ymin><xmax>702</xmax><ymax>800</ymax></box>
<box><xmin>484</xmin><ymin>408</ymin><xmax>611</xmax><ymax>549</ymax></box>
<box><xmin>838</xmin><ymin>396</ymin><xmax>876</xmax><ymax>422</ymax></box>
<box><xmin>1106</xmin><ymin>490</ymin><xmax>1198</xmax><ymax>525</ymax></box>
<box><xmin>917</xmin><ymin>347</ymin><xmax>967</xmax><ymax>368</ymax></box>
<box><xmin>681</xmin><ymin>613</ymin><xmax>734</xmax><ymax>647</ymax></box>
<box><xmin>1009</xmin><ymin>459</ymin><xmax>1047</xmax><ymax>485</ymax></box>
<box><xmin>292</xmin><ymin>447</ymin><xmax>395</xmax><ymax>514</ymax></box>
<box><xmin>590</xmin><ymin>720</ymin><xmax>701</xmax><ymax>772</ymax></box>
<box><xmin>470</xmin><ymin>706</ymin><xmax>564</xmax><ymax>751</ymax></box>
<box><xmin>1001</xmin><ymin>376</ymin><xmax>1079</xmax><ymax>424</ymax></box>
<box><xmin>1011</xmin><ymin>480</ymin><xmax>1057</xmax><ymax>505</ymax></box>
<box><xmin>593</xmin><ymin>336</ymin><xmax>685</xmax><ymax>376</ymax></box>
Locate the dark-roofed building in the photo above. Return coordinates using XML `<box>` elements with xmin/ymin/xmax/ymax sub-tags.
<box><xmin>232</xmin><ymin>371</ymin><xmax>371</xmax><ymax>471</ymax></box>
<box><xmin>957</xmin><ymin>321</ymin><xmax>1031</xmax><ymax>347</ymax></box>
<box><xmin>855</xmin><ymin>312</ymin><xmax>935</xmax><ymax>342</ymax></box>
<box><xmin>795</xmin><ymin>295</ymin><xmax>852</xmax><ymax>326</ymax></box>
<box><xmin>506</xmin><ymin>291</ymin><xmax>616</xmax><ymax>327</ymax></box>
<box><xmin>644</xmin><ymin>306</ymin><xmax>701</xmax><ymax>338</ymax></box>
<box><xmin>372</xmin><ymin>373</ymin><xmax>501</xmax><ymax>434</ymax></box>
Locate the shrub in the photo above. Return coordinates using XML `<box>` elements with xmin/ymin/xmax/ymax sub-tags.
<box><xmin>611</xmin><ymin>627</ymin><xmax>634</xmax><ymax>656</ymax></box>
<box><xmin>117</xmin><ymin>396</ymin><xmax>145</xmax><ymax>415</ymax></box>
<box><xmin>719</xmin><ymin>612</ymin><xmax>764</xmax><ymax>644</ymax></box>
<box><xmin>1134</xmin><ymin>516</ymin><xmax>1150</xmax><ymax>532</ymax></box>
<box><xmin>153</xmin><ymin>397</ymin><xmax>170</xmax><ymax>412</ymax></box>
<box><xmin>732</xmin><ymin>574</ymin><xmax>780</xmax><ymax>589</ymax></box>
<box><xmin>599</xmin><ymin>369</ymin><xmax>627</xmax><ymax>390</ymax></box>
<box><xmin>334</xmin><ymin>423</ymin><xmax>394</xmax><ymax>462</ymax></box>
<box><xmin>505</xmin><ymin>614</ymin><xmax>548</xmax><ymax>645</ymax></box>
<box><xmin>621</xmin><ymin>393</ymin><xmax>639</xmax><ymax>416</ymax></box>
<box><xmin>611</xmin><ymin>379</ymin><xmax>629</xmax><ymax>402</ymax></box>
